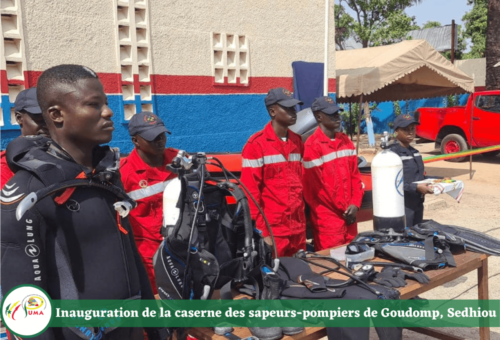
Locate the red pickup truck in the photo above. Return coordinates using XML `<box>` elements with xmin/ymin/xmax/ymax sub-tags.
<box><xmin>415</xmin><ymin>90</ymin><xmax>500</xmax><ymax>161</ymax></box>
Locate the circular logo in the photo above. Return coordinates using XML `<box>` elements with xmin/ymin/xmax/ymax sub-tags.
<box><xmin>171</xmin><ymin>268</ymin><xmax>179</xmax><ymax>276</ymax></box>
<box><xmin>25</xmin><ymin>244</ymin><xmax>40</xmax><ymax>258</ymax></box>
<box><xmin>144</xmin><ymin>114</ymin><xmax>157</xmax><ymax>125</ymax></box>
<box><xmin>395</xmin><ymin>169</ymin><xmax>404</xmax><ymax>197</ymax></box>
<box><xmin>139</xmin><ymin>180</ymin><xmax>148</xmax><ymax>188</ymax></box>
<box><xmin>1</xmin><ymin>285</ymin><xmax>53</xmax><ymax>337</ymax></box>
<box><xmin>66</xmin><ymin>199</ymin><xmax>80</xmax><ymax>212</ymax></box>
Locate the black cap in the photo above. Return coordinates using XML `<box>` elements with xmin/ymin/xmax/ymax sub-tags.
<box><xmin>14</xmin><ymin>88</ymin><xmax>42</xmax><ymax>114</ymax></box>
<box><xmin>311</xmin><ymin>96</ymin><xmax>344</xmax><ymax>115</ymax></box>
<box><xmin>128</xmin><ymin>111</ymin><xmax>171</xmax><ymax>141</ymax></box>
<box><xmin>264</xmin><ymin>87</ymin><xmax>303</xmax><ymax>107</ymax></box>
<box><xmin>393</xmin><ymin>114</ymin><xmax>419</xmax><ymax>129</ymax></box>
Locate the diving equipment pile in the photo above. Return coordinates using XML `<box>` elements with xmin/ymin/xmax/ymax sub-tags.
<box><xmin>153</xmin><ymin>151</ymin><xmax>275</xmax><ymax>301</ymax></box>
<box><xmin>346</xmin><ymin>220</ymin><xmax>500</xmax><ymax>274</ymax></box>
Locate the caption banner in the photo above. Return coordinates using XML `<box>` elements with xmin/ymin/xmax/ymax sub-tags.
<box><xmin>49</xmin><ymin>300</ymin><xmax>499</xmax><ymax>328</ymax></box>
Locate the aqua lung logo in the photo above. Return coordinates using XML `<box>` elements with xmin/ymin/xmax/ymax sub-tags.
<box><xmin>395</xmin><ymin>169</ymin><xmax>404</xmax><ymax>196</ymax></box>
<box><xmin>25</xmin><ymin>244</ymin><xmax>40</xmax><ymax>257</ymax></box>
<box><xmin>1</xmin><ymin>285</ymin><xmax>53</xmax><ymax>337</ymax></box>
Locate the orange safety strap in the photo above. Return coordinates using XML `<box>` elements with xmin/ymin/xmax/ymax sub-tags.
<box><xmin>54</xmin><ymin>171</ymin><xmax>87</xmax><ymax>205</ymax></box>
<box><xmin>116</xmin><ymin>210</ymin><xmax>128</xmax><ymax>235</ymax></box>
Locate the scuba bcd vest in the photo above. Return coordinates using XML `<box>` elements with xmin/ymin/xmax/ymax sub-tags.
<box><xmin>348</xmin><ymin>223</ymin><xmax>462</xmax><ymax>270</ymax></box>
<box><xmin>153</xmin><ymin>152</ymin><xmax>274</xmax><ymax>301</ymax></box>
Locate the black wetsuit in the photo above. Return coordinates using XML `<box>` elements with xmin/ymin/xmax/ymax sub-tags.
<box><xmin>0</xmin><ymin>137</ymin><xmax>167</xmax><ymax>339</ymax></box>
<box><xmin>388</xmin><ymin>142</ymin><xmax>426</xmax><ymax>228</ymax></box>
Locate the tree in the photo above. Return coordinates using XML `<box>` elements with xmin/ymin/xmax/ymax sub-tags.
<box><xmin>335</xmin><ymin>4</ymin><xmax>355</xmax><ymax>50</ymax></box>
<box><xmin>485</xmin><ymin>0</ymin><xmax>500</xmax><ymax>90</ymax></box>
<box><xmin>462</xmin><ymin>0</ymin><xmax>487</xmax><ymax>59</ymax></box>
<box><xmin>422</xmin><ymin>21</ymin><xmax>441</xmax><ymax>29</ymax></box>
<box><xmin>336</xmin><ymin>0</ymin><xmax>423</xmax><ymax>48</ymax></box>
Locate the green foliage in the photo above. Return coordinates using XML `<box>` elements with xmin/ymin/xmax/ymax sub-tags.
<box><xmin>444</xmin><ymin>95</ymin><xmax>459</xmax><ymax>107</ymax></box>
<box><xmin>335</xmin><ymin>4</ymin><xmax>355</xmax><ymax>49</ymax></box>
<box><xmin>340</xmin><ymin>102</ymin><xmax>380</xmax><ymax>136</ymax></box>
<box><xmin>422</xmin><ymin>21</ymin><xmax>442</xmax><ymax>29</ymax></box>
<box><xmin>371</xmin><ymin>10</ymin><xmax>420</xmax><ymax>46</ymax></box>
<box><xmin>462</xmin><ymin>0</ymin><xmax>487</xmax><ymax>59</ymax></box>
<box><xmin>388</xmin><ymin>101</ymin><xmax>402</xmax><ymax>130</ymax></box>
<box><xmin>336</xmin><ymin>0</ymin><xmax>422</xmax><ymax>48</ymax></box>
<box><xmin>340</xmin><ymin>103</ymin><xmax>362</xmax><ymax>136</ymax></box>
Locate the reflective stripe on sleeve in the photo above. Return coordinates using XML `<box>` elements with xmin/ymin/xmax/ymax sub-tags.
<box><xmin>303</xmin><ymin>149</ymin><xmax>356</xmax><ymax>169</ymax></box>
<box><xmin>414</xmin><ymin>153</ymin><xmax>421</xmax><ymax>157</ymax></box>
<box><xmin>127</xmin><ymin>179</ymin><xmax>173</xmax><ymax>201</ymax></box>
<box><xmin>400</xmin><ymin>156</ymin><xmax>413</xmax><ymax>161</ymax></box>
<box><xmin>242</xmin><ymin>158</ymin><xmax>264</xmax><ymax>168</ymax></box>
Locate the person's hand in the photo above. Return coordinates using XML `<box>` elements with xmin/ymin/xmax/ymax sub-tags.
<box><xmin>343</xmin><ymin>205</ymin><xmax>358</xmax><ymax>225</ymax></box>
<box><xmin>417</xmin><ymin>183</ymin><xmax>434</xmax><ymax>195</ymax></box>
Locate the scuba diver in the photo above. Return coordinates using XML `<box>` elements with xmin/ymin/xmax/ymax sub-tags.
<box><xmin>240</xmin><ymin>87</ymin><xmax>306</xmax><ymax>257</ymax></box>
<box><xmin>120</xmin><ymin>111</ymin><xmax>179</xmax><ymax>294</ymax></box>
<box><xmin>389</xmin><ymin>114</ymin><xmax>433</xmax><ymax>227</ymax></box>
<box><xmin>303</xmin><ymin>96</ymin><xmax>364</xmax><ymax>250</ymax></box>
<box><xmin>1</xmin><ymin>87</ymin><xmax>49</xmax><ymax>188</ymax></box>
<box><xmin>0</xmin><ymin>64</ymin><xmax>168</xmax><ymax>340</ymax></box>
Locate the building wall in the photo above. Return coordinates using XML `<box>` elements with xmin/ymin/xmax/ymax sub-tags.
<box><xmin>1</xmin><ymin>0</ymin><xmax>336</xmax><ymax>153</ymax></box>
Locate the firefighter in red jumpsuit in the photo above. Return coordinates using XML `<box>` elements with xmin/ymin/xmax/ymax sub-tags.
<box><xmin>1</xmin><ymin>87</ymin><xmax>48</xmax><ymax>188</ymax></box>
<box><xmin>241</xmin><ymin>87</ymin><xmax>306</xmax><ymax>257</ymax></box>
<box><xmin>303</xmin><ymin>97</ymin><xmax>364</xmax><ymax>251</ymax></box>
<box><xmin>120</xmin><ymin>111</ymin><xmax>179</xmax><ymax>294</ymax></box>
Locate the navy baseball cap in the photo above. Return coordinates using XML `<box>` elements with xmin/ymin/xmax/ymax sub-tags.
<box><xmin>128</xmin><ymin>111</ymin><xmax>171</xmax><ymax>141</ymax></box>
<box><xmin>264</xmin><ymin>88</ymin><xmax>303</xmax><ymax>107</ymax></box>
<box><xmin>393</xmin><ymin>114</ymin><xmax>419</xmax><ymax>129</ymax></box>
<box><xmin>14</xmin><ymin>88</ymin><xmax>42</xmax><ymax>114</ymax></box>
<box><xmin>311</xmin><ymin>96</ymin><xmax>344</xmax><ymax>115</ymax></box>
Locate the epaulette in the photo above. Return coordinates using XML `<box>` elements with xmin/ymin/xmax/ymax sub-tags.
<box><xmin>247</xmin><ymin>130</ymin><xmax>264</xmax><ymax>143</ymax></box>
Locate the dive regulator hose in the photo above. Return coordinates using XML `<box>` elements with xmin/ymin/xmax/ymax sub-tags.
<box><xmin>208</xmin><ymin>157</ymin><xmax>279</xmax><ymax>260</ymax></box>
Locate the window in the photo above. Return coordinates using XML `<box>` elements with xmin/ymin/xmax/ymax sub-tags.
<box><xmin>1</xmin><ymin>0</ymin><xmax>28</xmax><ymax>129</ymax></box>
<box><xmin>211</xmin><ymin>32</ymin><xmax>249</xmax><ymax>86</ymax></box>
<box><xmin>114</xmin><ymin>0</ymin><xmax>153</xmax><ymax>120</ymax></box>
<box><xmin>475</xmin><ymin>95</ymin><xmax>500</xmax><ymax>114</ymax></box>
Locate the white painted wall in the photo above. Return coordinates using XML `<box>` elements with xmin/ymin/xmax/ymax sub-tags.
<box><xmin>148</xmin><ymin>0</ymin><xmax>336</xmax><ymax>78</ymax></box>
<box><xmin>19</xmin><ymin>0</ymin><xmax>119</xmax><ymax>73</ymax></box>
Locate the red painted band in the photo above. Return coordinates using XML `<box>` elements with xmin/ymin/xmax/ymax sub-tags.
<box><xmin>2</xmin><ymin>71</ymin><xmax>337</xmax><ymax>96</ymax></box>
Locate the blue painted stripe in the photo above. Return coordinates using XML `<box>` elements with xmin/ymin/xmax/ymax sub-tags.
<box><xmin>1</xmin><ymin>93</ymin><xmax>470</xmax><ymax>153</ymax></box>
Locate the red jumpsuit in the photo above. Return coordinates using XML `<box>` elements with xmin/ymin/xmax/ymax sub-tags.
<box><xmin>241</xmin><ymin>122</ymin><xmax>306</xmax><ymax>257</ymax></box>
<box><xmin>1</xmin><ymin>150</ymin><xmax>14</xmax><ymax>188</ymax></box>
<box><xmin>120</xmin><ymin>148</ymin><xmax>179</xmax><ymax>294</ymax></box>
<box><xmin>302</xmin><ymin>129</ymin><xmax>364</xmax><ymax>250</ymax></box>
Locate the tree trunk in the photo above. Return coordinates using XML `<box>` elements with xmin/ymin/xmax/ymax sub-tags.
<box><xmin>485</xmin><ymin>0</ymin><xmax>500</xmax><ymax>90</ymax></box>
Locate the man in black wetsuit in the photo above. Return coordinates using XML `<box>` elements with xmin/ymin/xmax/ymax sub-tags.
<box><xmin>0</xmin><ymin>64</ymin><xmax>168</xmax><ymax>340</ymax></box>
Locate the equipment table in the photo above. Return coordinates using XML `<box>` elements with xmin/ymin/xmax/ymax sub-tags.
<box><xmin>189</xmin><ymin>250</ymin><xmax>490</xmax><ymax>340</ymax></box>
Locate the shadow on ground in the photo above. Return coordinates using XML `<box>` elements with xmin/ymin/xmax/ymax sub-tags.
<box><xmin>425</xmin><ymin>167</ymin><xmax>472</xmax><ymax>178</ymax></box>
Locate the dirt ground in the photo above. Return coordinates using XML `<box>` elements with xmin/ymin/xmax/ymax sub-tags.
<box><xmin>357</xmin><ymin>140</ymin><xmax>500</xmax><ymax>340</ymax></box>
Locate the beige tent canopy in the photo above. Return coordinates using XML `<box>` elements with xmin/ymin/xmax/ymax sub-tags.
<box><xmin>336</xmin><ymin>40</ymin><xmax>474</xmax><ymax>103</ymax></box>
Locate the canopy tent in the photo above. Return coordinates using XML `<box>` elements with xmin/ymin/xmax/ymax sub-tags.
<box><xmin>336</xmin><ymin>39</ymin><xmax>474</xmax><ymax>103</ymax></box>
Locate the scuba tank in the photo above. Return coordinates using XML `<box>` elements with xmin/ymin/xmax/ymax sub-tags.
<box><xmin>371</xmin><ymin>132</ymin><xmax>406</xmax><ymax>232</ymax></box>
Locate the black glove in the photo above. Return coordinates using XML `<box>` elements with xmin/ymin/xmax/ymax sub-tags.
<box><xmin>402</xmin><ymin>270</ymin><xmax>430</xmax><ymax>284</ymax></box>
<box><xmin>370</xmin><ymin>267</ymin><xmax>406</xmax><ymax>288</ymax></box>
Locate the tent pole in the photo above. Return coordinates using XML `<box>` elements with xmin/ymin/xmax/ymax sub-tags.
<box><xmin>349</xmin><ymin>102</ymin><xmax>352</xmax><ymax>139</ymax></box>
<box><xmin>470</xmin><ymin>93</ymin><xmax>474</xmax><ymax>179</ymax></box>
<box><xmin>323</xmin><ymin>0</ymin><xmax>329</xmax><ymax>96</ymax></box>
<box><xmin>356</xmin><ymin>95</ymin><xmax>363</xmax><ymax>154</ymax></box>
